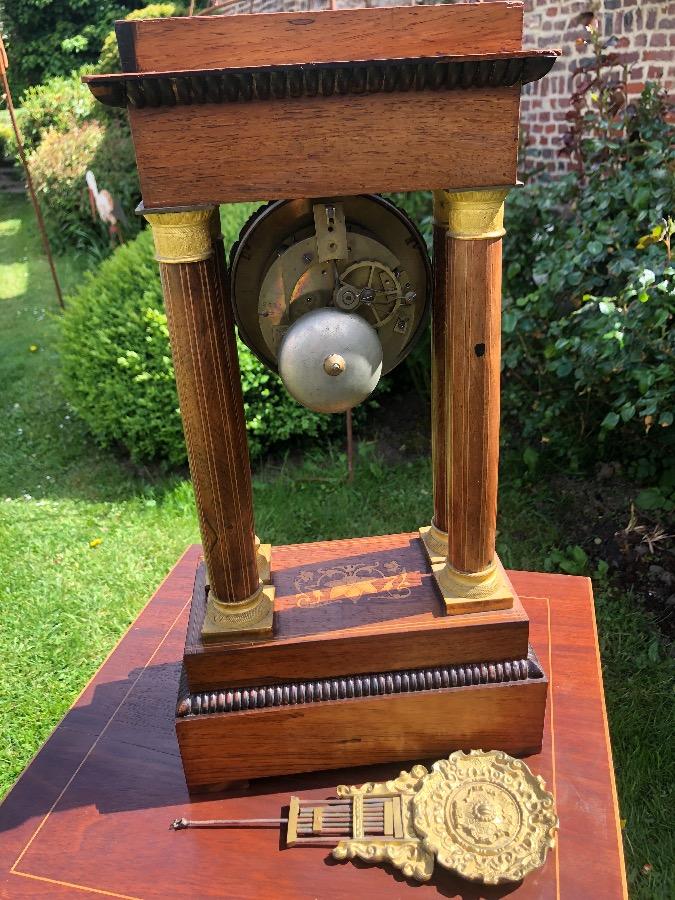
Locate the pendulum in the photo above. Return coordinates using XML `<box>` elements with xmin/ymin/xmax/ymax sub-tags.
<box><xmin>170</xmin><ymin>749</ymin><xmax>559</xmax><ymax>885</ymax></box>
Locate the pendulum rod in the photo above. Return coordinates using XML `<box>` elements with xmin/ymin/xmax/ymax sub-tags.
<box><xmin>171</xmin><ymin>816</ymin><xmax>287</xmax><ymax>830</ymax></box>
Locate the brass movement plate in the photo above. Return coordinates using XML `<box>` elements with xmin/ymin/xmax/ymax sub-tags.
<box><xmin>230</xmin><ymin>195</ymin><xmax>431</xmax><ymax>377</ymax></box>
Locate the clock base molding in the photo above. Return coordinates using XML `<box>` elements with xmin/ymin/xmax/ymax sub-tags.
<box><xmin>175</xmin><ymin>533</ymin><xmax>548</xmax><ymax>792</ymax></box>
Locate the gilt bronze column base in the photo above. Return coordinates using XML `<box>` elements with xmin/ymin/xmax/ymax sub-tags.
<box><xmin>418</xmin><ymin>521</ymin><xmax>448</xmax><ymax>567</ymax></box>
<box><xmin>202</xmin><ymin>583</ymin><xmax>275</xmax><ymax>639</ymax></box>
<box><xmin>432</xmin><ymin>554</ymin><xmax>515</xmax><ymax>615</ymax></box>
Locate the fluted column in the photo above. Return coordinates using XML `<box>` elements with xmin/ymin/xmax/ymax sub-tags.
<box><xmin>430</xmin><ymin>188</ymin><xmax>515</xmax><ymax>614</ymax></box>
<box><xmin>143</xmin><ymin>205</ymin><xmax>274</xmax><ymax>638</ymax></box>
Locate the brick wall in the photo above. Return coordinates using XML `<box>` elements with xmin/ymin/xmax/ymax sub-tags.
<box><xmin>216</xmin><ymin>0</ymin><xmax>675</xmax><ymax>173</ymax></box>
<box><xmin>521</xmin><ymin>1</ymin><xmax>675</xmax><ymax>172</ymax></box>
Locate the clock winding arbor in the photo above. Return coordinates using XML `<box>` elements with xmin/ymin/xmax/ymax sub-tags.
<box><xmin>85</xmin><ymin>2</ymin><xmax>558</xmax><ymax>791</ymax></box>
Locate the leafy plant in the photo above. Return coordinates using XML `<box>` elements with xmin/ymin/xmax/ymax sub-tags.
<box><xmin>0</xmin><ymin>112</ymin><xmax>13</xmax><ymax>161</ymax></box>
<box><xmin>502</xmin><ymin>82</ymin><xmax>674</xmax><ymax>474</ymax></box>
<box><xmin>10</xmin><ymin>72</ymin><xmax>95</xmax><ymax>156</ymax></box>
<box><xmin>60</xmin><ymin>217</ymin><xmax>336</xmax><ymax>465</ymax></box>
<box><xmin>560</xmin><ymin>9</ymin><xmax>628</xmax><ymax>180</ymax></box>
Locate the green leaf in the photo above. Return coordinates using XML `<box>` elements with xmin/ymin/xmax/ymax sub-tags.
<box><xmin>601</xmin><ymin>411</ymin><xmax>620</xmax><ymax>430</ymax></box>
<box><xmin>502</xmin><ymin>311</ymin><xmax>518</xmax><ymax>333</ymax></box>
<box><xmin>635</xmin><ymin>488</ymin><xmax>667</xmax><ymax>511</ymax></box>
<box><xmin>523</xmin><ymin>446</ymin><xmax>539</xmax><ymax>473</ymax></box>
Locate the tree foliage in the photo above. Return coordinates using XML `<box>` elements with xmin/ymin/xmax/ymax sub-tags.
<box><xmin>1</xmin><ymin>0</ymin><xmax>140</xmax><ymax>98</ymax></box>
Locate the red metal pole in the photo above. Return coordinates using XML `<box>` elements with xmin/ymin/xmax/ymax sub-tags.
<box><xmin>0</xmin><ymin>37</ymin><xmax>65</xmax><ymax>310</ymax></box>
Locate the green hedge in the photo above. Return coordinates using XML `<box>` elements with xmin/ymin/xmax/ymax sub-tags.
<box><xmin>60</xmin><ymin>207</ymin><xmax>335</xmax><ymax>464</ymax></box>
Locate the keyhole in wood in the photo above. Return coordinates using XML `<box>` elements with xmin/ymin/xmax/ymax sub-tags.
<box><xmin>474</xmin><ymin>343</ymin><xmax>486</xmax><ymax>357</ymax></box>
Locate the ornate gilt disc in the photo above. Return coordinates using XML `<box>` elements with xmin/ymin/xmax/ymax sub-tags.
<box><xmin>412</xmin><ymin>750</ymin><xmax>558</xmax><ymax>884</ymax></box>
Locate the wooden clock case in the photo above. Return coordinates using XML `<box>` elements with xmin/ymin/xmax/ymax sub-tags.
<box><xmin>84</xmin><ymin>2</ymin><xmax>558</xmax><ymax>792</ymax></box>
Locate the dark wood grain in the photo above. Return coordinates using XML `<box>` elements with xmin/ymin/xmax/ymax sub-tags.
<box><xmin>0</xmin><ymin>548</ymin><xmax>627</xmax><ymax>898</ymax></box>
<box><xmin>117</xmin><ymin>3</ymin><xmax>525</xmax><ymax>73</ymax></box>
<box><xmin>128</xmin><ymin>86</ymin><xmax>520</xmax><ymax>206</ymax></box>
<box><xmin>158</xmin><ymin>232</ymin><xmax>259</xmax><ymax>607</ymax></box>
<box><xmin>183</xmin><ymin>533</ymin><xmax>531</xmax><ymax>691</ymax></box>
<box><xmin>84</xmin><ymin>51</ymin><xmax>559</xmax><ymax>110</ymax></box>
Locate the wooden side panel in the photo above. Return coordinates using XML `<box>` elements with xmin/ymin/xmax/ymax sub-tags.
<box><xmin>119</xmin><ymin>3</ymin><xmax>524</xmax><ymax>73</ymax></box>
<box><xmin>129</xmin><ymin>87</ymin><xmax>520</xmax><ymax>206</ymax></box>
<box><xmin>177</xmin><ymin>680</ymin><xmax>548</xmax><ymax>788</ymax></box>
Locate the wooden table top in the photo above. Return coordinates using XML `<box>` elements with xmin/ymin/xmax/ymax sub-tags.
<box><xmin>0</xmin><ymin>541</ymin><xmax>628</xmax><ymax>899</ymax></box>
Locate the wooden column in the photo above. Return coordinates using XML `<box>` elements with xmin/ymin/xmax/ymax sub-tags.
<box><xmin>143</xmin><ymin>205</ymin><xmax>274</xmax><ymax>638</ymax></box>
<box><xmin>210</xmin><ymin>210</ymin><xmax>273</xmax><ymax>587</ymax></box>
<box><xmin>419</xmin><ymin>194</ymin><xmax>450</xmax><ymax>565</ymax></box>
<box><xmin>431</xmin><ymin>189</ymin><xmax>516</xmax><ymax>614</ymax></box>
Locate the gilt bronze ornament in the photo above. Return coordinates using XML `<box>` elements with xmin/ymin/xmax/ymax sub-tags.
<box><xmin>171</xmin><ymin>750</ymin><xmax>558</xmax><ymax>885</ymax></box>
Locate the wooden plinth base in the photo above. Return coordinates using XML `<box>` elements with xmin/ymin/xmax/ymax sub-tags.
<box><xmin>176</xmin><ymin>533</ymin><xmax>547</xmax><ymax>791</ymax></box>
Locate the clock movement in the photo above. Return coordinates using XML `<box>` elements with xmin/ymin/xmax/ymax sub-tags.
<box><xmin>84</xmin><ymin>1</ymin><xmax>559</xmax><ymax>791</ymax></box>
<box><xmin>231</xmin><ymin>195</ymin><xmax>431</xmax><ymax>412</ymax></box>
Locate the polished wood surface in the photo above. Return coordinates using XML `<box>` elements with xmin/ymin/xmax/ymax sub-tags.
<box><xmin>117</xmin><ymin>3</ymin><xmax>524</xmax><ymax>73</ymax></box>
<box><xmin>183</xmin><ymin>533</ymin><xmax>530</xmax><ymax>692</ymax></box>
<box><xmin>0</xmin><ymin>547</ymin><xmax>627</xmax><ymax>898</ymax></box>
<box><xmin>443</xmin><ymin>235</ymin><xmax>503</xmax><ymax>574</ymax></box>
<box><xmin>128</xmin><ymin>86</ymin><xmax>520</xmax><ymax>206</ymax></box>
<box><xmin>158</xmin><ymin>223</ymin><xmax>259</xmax><ymax>606</ymax></box>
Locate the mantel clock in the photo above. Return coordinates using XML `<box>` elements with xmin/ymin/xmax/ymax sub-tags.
<box><xmin>85</xmin><ymin>1</ymin><xmax>559</xmax><ymax>792</ymax></box>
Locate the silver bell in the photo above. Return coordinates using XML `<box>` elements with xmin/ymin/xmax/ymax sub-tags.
<box><xmin>278</xmin><ymin>308</ymin><xmax>383</xmax><ymax>414</ymax></box>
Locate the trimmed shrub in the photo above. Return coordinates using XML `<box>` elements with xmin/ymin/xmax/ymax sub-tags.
<box><xmin>61</xmin><ymin>210</ymin><xmax>335</xmax><ymax>465</ymax></box>
<box><xmin>28</xmin><ymin>120</ymin><xmax>140</xmax><ymax>253</ymax></box>
<box><xmin>13</xmin><ymin>73</ymin><xmax>95</xmax><ymax>155</ymax></box>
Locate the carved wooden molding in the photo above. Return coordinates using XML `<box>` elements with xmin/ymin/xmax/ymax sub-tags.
<box><xmin>176</xmin><ymin>648</ymin><xmax>544</xmax><ymax>717</ymax></box>
<box><xmin>85</xmin><ymin>53</ymin><xmax>556</xmax><ymax>109</ymax></box>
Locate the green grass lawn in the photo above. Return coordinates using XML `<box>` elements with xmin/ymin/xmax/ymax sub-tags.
<box><xmin>1</xmin><ymin>193</ymin><xmax>672</xmax><ymax>897</ymax></box>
